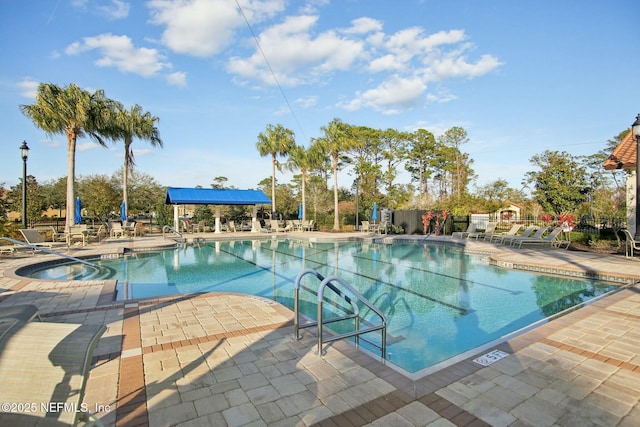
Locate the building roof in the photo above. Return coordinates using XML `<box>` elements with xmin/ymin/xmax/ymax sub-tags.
<box><xmin>165</xmin><ymin>187</ymin><xmax>271</xmax><ymax>205</ymax></box>
<box><xmin>603</xmin><ymin>130</ymin><xmax>634</xmax><ymax>170</ymax></box>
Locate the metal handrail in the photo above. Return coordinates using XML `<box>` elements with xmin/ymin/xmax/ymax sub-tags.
<box><xmin>162</xmin><ymin>225</ymin><xmax>183</xmax><ymax>240</ymax></box>
<box><xmin>0</xmin><ymin>237</ymin><xmax>98</xmax><ymax>267</ymax></box>
<box><xmin>293</xmin><ymin>268</ymin><xmax>387</xmax><ymax>360</ymax></box>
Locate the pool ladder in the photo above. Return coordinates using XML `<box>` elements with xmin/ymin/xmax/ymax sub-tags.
<box><xmin>293</xmin><ymin>269</ymin><xmax>387</xmax><ymax>361</ymax></box>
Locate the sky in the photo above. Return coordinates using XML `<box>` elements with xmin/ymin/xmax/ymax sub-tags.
<box><xmin>1</xmin><ymin>0</ymin><xmax>639</xmax><ymax>197</ymax></box>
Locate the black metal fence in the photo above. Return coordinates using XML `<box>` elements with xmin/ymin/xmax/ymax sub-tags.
<box><xmin>390</xmin><ymin>210</ymin><xmax>626</xmax><ymax>236</ymax></box>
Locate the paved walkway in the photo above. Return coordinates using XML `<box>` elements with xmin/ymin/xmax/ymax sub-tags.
<box><xmin>0</xmin><ymin>232</ymin><xmax>639</xmax><ymax>426</ymax></box>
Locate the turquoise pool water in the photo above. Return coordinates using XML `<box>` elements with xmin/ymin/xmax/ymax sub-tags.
<box><xmin>27</xmin><ymin>239</ymin><xmax>619</xmax><ymax>374</ymax></box>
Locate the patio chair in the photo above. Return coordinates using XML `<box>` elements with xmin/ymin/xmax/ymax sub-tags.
<box><xmin>508</xmin><ymin>226</ymin><xmax>549</xmax><ymax>246</ymax></box>
<box><xmin>468</xmin><ymin>222</ymin><xmax>498</xmax><ymax>240</ymax></box>
<box><xmin>271</xmin><ymin>219</ymin><xmax>287</xmax><ymax>232</ymax></box>
<box><xmin>620</xmin><ymin>229</ymin><xmax>640</xmax><ymax>257</ymax></box>
<box><xmin>193</xmin><ymin>220</ymin><xmax>207</xmax><ymax>233</ymax></box>
<box><xmin>110</xmin><ymin>222</ymin><xmax>125</xmax><ymax>238</ymax></box>
<box><xmin>252</xmin><ymin>220</ymin><xmax>270</xmax><ymax>232</ymax></box>
<box><xmin>19</xmin><ymin>229</ymin><xmax>67</xmax><ymax>250</ymax></box>
<box><xmin>303</xmin><ymin>220</ymin><xmax>314</xmax><ymax>231</ymax></box>
<box><xmin>0</xmin><ymin>321</ymin><xmax>106</xmax><ymax>426</ymax></box>
<box><xmin>452</xmin><ymin>223</ymin><xmax>477</xmax><ymax>239</ymax></box>
<box><xmin>498</xmin><ymin>225</ymin><xmax>537</xmax><ymax>245</ymax></box>
<box><xmin>360</xmin><ymin>221</ymin><xmax>370</xmax><ymax>233</ymax></box>
<box><xmin>515</xmin><ymin>227</ymin><xmax>569</xmax><ymax>249</ymax></box>
<box><xmin>226</xmin><ymin>221</ymin><xmax>237</xmax><ymax>232</ymax></box>
<box><xmin>488</xmin><ymin>224</ymin><xmax>522</xmax><ymax>243</ymax></box>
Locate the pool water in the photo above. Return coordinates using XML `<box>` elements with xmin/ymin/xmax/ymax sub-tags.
<box><xmin>27</xmin><ymin>239</ymin><xmax>619</xmax><ymax>374</ymax></box>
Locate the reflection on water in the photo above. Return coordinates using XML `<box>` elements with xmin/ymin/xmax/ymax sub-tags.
<box><xmin>26</xmin><ymin>239</ymin><xmax>619</xmax><ymax>373</ymax></box>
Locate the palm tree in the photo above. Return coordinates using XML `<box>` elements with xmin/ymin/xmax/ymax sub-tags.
<box><xmin>284</xmin><ymin>143</ymin><xmax>324</xmax><ymax>221</ymax></box>
<box><xmin>256</xmin><ymin>124</ymin><xmax>295</xmax><ymax>217</ymax></box>
<box><xmin>111</xmin><ymin>104</ymin><xmax>162</xmax><ymax>220</ymax></box>
<box><xmin>317</xmin><ymin>118</ymin><xmax>354</xmax><ymax>231</ymax></box>
<box><xmin>20</xmin><ymin>83</ymin><xmax>117</xmax><ymax>229</ymax></box>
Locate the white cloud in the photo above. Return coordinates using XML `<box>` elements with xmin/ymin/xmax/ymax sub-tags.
<box><xmin>97</xmin><ymin>0</ymin><xmax>130</xmax><ymax>19</ymax></box>
<box><xmin>17</xmin><ymin>78</ymin><xmax>39</xmax><ymax>98</ymax></box>
<box><xmin>166</xmin><ymin>71</ymin><xmax>187</xmax><ymax>87</ymax></box>
<box><xmin>65</xmin><ymin>33</ymin><xmax>170</xmax><ymax>77</ymax></box>
<box><xmin>147</xmin><ymin>0</ymin><xmax>285</xmax><ymax>57</ymax></box>
<box><xmin>227</xmin><ymin>14</ymin><xmax>365</xmax><ymax>86</ymax></box>
<box><xmin>342</xmin><ymin>75</ymin><xmax>426</xmax><ymax>114</ymax></box>
<box><xmin>343</xmin><ymin>17</ymin><xmax>383</xmax><ymax>34</ymax></box>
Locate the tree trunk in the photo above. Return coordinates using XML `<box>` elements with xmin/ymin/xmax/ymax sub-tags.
<box><xmin>271</xmin><ymin>154</ymin><xmax>277</xmax><ymax>217</ymax></box>
<box><xmin>65</xmin><ymin>130</ymin><xmax>77</xmax><ymax>230</ymax></box>
<box><xmin>332</xmin><ymin>154</ymin><xmax>340</xmax><ymax>231</ymax></box>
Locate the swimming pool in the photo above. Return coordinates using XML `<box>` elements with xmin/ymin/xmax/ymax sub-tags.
<box><xmin>26</xmin><ymin>239</ymin><xmax>619</xmax><ymax>374</ymax></box>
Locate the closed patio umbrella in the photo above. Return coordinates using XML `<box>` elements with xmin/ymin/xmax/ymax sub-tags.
<box><xmin>371</xmin><ymin>202</ymin><xmax>377</xmax><ymax>222</ymax></box>
<box><xmin>298</xmin><ymin>203</ymin><xmax>303</xmax><ymax>220</ymax></box>
<box><xmin>74</xmin><ymin>197</ymin><xmax>82</xmax><ymax>224</ymax></box>
<box><xmin>121</xmin><ymin>201</ymin><xmax>127</xmax><ymax>222</ymax></box>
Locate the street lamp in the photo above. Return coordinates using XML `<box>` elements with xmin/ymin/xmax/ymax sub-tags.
<box><xmin>19</xmin><ymin>141</ymin><xmax>30</xmax><ymax>229</ymax></box>
<box><xmin>632</xmin><ymin>115</ymin><xmax>640</xmax><ymax>239</ymax></box>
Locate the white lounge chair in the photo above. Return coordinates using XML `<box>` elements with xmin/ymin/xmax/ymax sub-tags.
<box><xmin>468</xmin><ymin>222</ymin><xmax>498</xmax><ymax>240</ymax></box>
<box><xmin>508</xmin><ymin>226</ymin><xmax>548</xmax><ymax>246</ymax></box>
<box><xmin>489</xmin><ymin>224</ymin><xmax>522</xmax><ymax>243</ymax></box>
<box><xmin>452</xmin><ymin>223</ymin><xmax>477</xmax><ymax>239</ymax></box>
<box><xmin>499</xmin><ymin>225</ymin><xmax>537</xmax><ymax>245</ymax></box>
<box><xmin>515</xmin><ymin>227</ymin><xmax>569</xmax><ymax>249</ymax></box>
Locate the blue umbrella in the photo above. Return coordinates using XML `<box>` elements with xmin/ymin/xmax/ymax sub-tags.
<box><xmin>298</xmin><ymin>203</ymin><xmax>303</xmax><ymax>220</ymax></box>
<box><xmin>371</xmin><ymin>202</ymin><xmax>377</xmax><ymax>222</ymax></box>
<box><xmin>74</xmin><ymin>197</ymin><xmax>82</xmax><ymax>224</ymax></box>
<box><xmin>121</xmin><ymin>201</ymin><xmax>127</xmax><ymax>222</ymax></box>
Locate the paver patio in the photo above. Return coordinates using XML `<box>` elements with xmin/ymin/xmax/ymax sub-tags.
<box><xmin>0</xmin><ymin>232</ymin><xmax>638</xmax><ymax>426</ymax></box>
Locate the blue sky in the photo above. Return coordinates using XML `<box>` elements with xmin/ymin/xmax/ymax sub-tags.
<box><xmin>1</xmin><ymin>0</ymin><xmax>639</xmax><ymax>195</ymax></box>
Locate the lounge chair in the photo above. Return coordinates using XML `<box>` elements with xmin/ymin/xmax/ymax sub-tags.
<box><xmin>515</xmin><ymin>227</ymin><xmax>569</xmax><ymax>249</ymax></box>
<box><xmin>252</xmin><ymin>220</ymin><xmax>269</xmax><ymax>232</ymax></box>
<box><xmin>19</xmin><ymin>229</ymin><xmax>67</xmax><ymax>250</ymax></box>
<box><xmin>269</xmin><ymin>219</ymin><xmax>284</xmax><ymax>232</ymax></box>
<box><xmin>488</xmin><ymin>224</ymin><xmax>522</xmax><ymax>243</ymax></box>
<box><xmin>507</xmin><ymin>226</ymin><xmax>549</xmax><ymax>246</ymax></box>
<box><xmin>0</xmin><ymin>320</ymin><xmax>106</xmax><ymax>426</ymax></box>
<box><xmin>452</xmin><ymin>223</ymin><xmax>477</xmax><ymax>239</ymax></box>
<box><xmin>468</xmin><ymin>222</ymin><xmax>497</xmax><ymax>240</ymax></box>
<box><xmin>499</xmin><ymin>225</ymin><xmax>537</xmax><ymax>245</ymax></box>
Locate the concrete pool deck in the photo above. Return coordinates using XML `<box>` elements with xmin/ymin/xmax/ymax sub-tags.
<box><xmin>0</xmin><ymin>232</ymin><xmax>638</xmax><ymax>426</ymax></box>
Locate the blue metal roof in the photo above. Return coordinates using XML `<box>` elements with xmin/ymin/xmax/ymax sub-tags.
<box><xmin>165</xmin><ymin>187</ymin><xmax>271</xmax><ymax>205</ymax></box>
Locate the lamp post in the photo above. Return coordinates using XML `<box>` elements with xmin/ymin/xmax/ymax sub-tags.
<box><xmin>20</xmin><ymin>141</ymin><xmax>30</xmax><ymax>229</ymax></box>
<box><xmin>632</xmin><ymin>115</ymin><xmax>640</xmax><ymax>240</ymax></box>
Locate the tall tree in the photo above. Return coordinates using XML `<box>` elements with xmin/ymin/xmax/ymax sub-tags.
<box><xmin>405</xmin><ymin>129</ymin><xmax>437</xmax><ymax>195</ymax></box>
<box><xmin>111</xmin><ymin>104</ymin><xmax>162</xmax><ymax>220</ymax></box>
<box><xmin>525</xmin><ymin>150</ymin><xmax>589</xmax><ymax>215</ymax></box>
<box><xmin>284</xmin><ymin>143</ymin><xmax>324</xmax><ymax>221</ymax></box>
<box><xmin>20</xmin><ymin>83</ymin><xmax>117</xmax><ymax>229</ymax></box>
<box><xmin>256</xmin><ymin>124</ymin><xmax>295</xmax><ymax>217</ymax></box>
<box><xmin>438</xmin><ymin>126</ymin><xmax>473</xmax><ymax>198</ymax></box>
<box><xmin>316</xmin><ymin>118</ymin><xmax>355</xmax><ymax>231</ymax></box>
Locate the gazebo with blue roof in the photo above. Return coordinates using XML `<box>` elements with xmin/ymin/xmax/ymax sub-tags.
<box><xmin>165</xmin><ymin>187</ymin><xmax>271</xmax><ymax>233</ymax></box>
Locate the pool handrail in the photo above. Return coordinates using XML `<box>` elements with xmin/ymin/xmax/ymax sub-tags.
<box><xmin>0</xmin><ymin>237</ymin><xmax>98</xmax><ymax>267</ymax></box>
<box><xmin>162</xmin><ymin>225</ymin><xmax>184</xmax><ymax>241</ymax></box>
<box><xmin>293</xmin><ymin>268</ymin><xmax>387</xmax><ymax>361</ymax></box>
